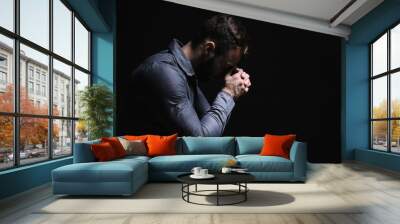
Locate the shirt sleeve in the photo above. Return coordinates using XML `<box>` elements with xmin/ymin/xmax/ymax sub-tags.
<box><xmin>194</xmin><ymin>85</ymin><xmax>211</xmax><ymax>117</ymax></box>
<box><xmin>147</xmin><ymin>62</ymin><xmax>235</xmax><ymax>136</ymax></box>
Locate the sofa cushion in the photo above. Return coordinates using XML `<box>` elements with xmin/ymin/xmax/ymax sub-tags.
<box><xmin>235</xmin><ymin>137</ymin><xmax>263</xmax><ymax>155</ymax></box>
<box><xmin>91</xmin><ymin>142</ymin><xmax>118</xmax><ymax>161</ymax></box>
<box><xmin>101</xmin><ymin>137</ymin><xmax>127</xmax><ymax>158</ymax></box>
<box><xmin>259</xmin><ymin>134</ymin><xmax>296</xmax><ymax>159</ymax></box>
<box><xmin>147</xmin><ymin>134</ymin><xmax>178</xmax><ymax>157</ymax></box>
<box><xmin>179</xmin><ymin>137</ymin><xmax>235</xmax><ymax>155</ymax></box>
<box><xmin>118</xmin><ymin>138</ymin><xmax>147</xmax><ymax>156</ymax></box>
<box><xmin>149</xmin><ymin>154</ymin><xmax>235</xmax><ymax>172</ymax></box>
<box><xmin>53</xmin><ymin>158</ymin><xmax>147</xmax><ymax>183</ymax></box>
<box><xmin>236</xmin><ymin>155</ymin><xmax>293</xmax><ymax>172</ymax></box>
<box><xmin>124</xmin><ymin>135</ymin><xmax>148</xmax><ymax>141</ymax></box>
<box><xmin>115</xmin><ymin>155</ymin><xmax>150</xmax><ymax>163</ymax></box>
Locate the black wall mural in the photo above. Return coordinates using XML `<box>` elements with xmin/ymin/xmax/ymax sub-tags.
<box><xmin>116</xmin><ymin>0</ymin><xmax>342</xmax><ymax>163</ymax></box>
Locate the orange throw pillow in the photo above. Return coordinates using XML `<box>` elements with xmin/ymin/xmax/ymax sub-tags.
<box><xmin>91</xmin><ymin>142</ymin><xmax>118</xmax><ymax>161</ymax></box>
<box><xmin>101</xmin><ymin>137</ymin><xmax>127</xmax><ymax>158</ymax></box>
<box><xmin>124</xmin><ymin>135</ymin><xmax>148</xmax><ymax>141</ymax></box>
<box><xmin>259</xmin><ymin>134</ymin><xmax>296</xmax><ymax>159</ymax></box>
<box><xmin>146</xmin><ymin>134</ymin><xmax>178</xmax><ymax>157</ymax></box>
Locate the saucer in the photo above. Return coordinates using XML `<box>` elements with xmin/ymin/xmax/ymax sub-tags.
<box><xmin>190</xmin><ymin>174</ymin><xmax>215</xmax><ymax>179</ymax></box>
<box><xmin>232</xmin><ymin>170</ymin><xmax>249</xmax><ymax>174</ymax></box>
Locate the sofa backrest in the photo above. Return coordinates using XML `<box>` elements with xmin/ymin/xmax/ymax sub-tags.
<box><xmin>178</xmin><ymin>137</ymin><xmax>235</xmax><ymax>155</ymax></box>
<box><xmin>235</xmin><ymin>137</ymin><xmax>264</xmax><ymax>155</ymax></box>
<box><xmin>74</xmin><ymin>136</ymin><xmax>270</xmax><ymax>163</ymax></box>
<box><xmin>73</xmin><ymin>139</ymin><xmax>100</xmax><ymax>163</ymax></box>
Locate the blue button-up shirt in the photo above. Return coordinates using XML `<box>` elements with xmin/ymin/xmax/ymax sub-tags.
<box><xmin>131</xmin><ymin>39</ymin><xmax>235</xmax><ymax>136</ymax></box>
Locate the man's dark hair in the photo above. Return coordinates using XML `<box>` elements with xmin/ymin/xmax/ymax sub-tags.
<box><xmin>191</xmin><ymin>14</ymin><xmax>249</xmax><ymax>56</ymax></box>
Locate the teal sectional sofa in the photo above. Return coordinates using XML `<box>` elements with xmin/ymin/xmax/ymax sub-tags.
<box><xmin>52</xmin><ymin>137</ymin><xmax>307</xmax><ymax>196</ymax></box>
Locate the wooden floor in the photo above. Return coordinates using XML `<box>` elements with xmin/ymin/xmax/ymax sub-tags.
<box><xmin>1</xmin><ymin>162</ymin><xmax>400</xmax><ymax>224</ymax></box>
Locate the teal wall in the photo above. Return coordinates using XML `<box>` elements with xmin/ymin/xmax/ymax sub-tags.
<box><xmin>343</xmin><ymin>0</ymin><xmax>400</xmax><ymax>170</ymax></box>
<box><xmin>0</xmin><ymin>158</ymin><xmax>72</xmax><ymax>199</ymax></box>
<box><xmin>355</xmin><ymin>148</ymin><xmax>400</xmax><ymax>172</ymax></box>
<box><xmin>342</xmin><ymin>42</ymin><xmax>370</xmax><ymax>160</ymax></box>
<box><xmin>0</xmin><ymin>0</ymin><xmax>116</xmax><ymax>200</ymax></box>
<box><xmin>91</xmin><ymin>0</ymin><xmax>117</xmax><ymax>135</ymax></box>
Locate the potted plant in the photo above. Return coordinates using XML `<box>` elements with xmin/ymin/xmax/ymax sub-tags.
<box><xmin>79</xmin><ymin>84</ymin><xmax>113</xmax><ymax>140</ymax></box>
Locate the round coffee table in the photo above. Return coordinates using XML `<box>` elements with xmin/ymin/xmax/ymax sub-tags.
<box><xmin>177</xmin><ymin>173</ymin><xmax>255</xmax><ymax>206</ymax></box>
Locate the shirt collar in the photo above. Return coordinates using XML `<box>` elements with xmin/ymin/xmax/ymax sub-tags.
<box><xmin>169</xmin><ymin>39</ymin><xmax>195</xmax><ymax>77</ymax></box>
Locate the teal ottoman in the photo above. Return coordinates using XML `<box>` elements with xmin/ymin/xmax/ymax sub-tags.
<box><xmin>52</xmin><ymin>156</ymin><xmax>148</xmax><ymax>196</ymax></box>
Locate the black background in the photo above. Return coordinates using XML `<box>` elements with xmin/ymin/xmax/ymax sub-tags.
<box><xmin>116</xmin><ymin>0</ymin><xmax>342</xmax><ymax>163</ymax></box>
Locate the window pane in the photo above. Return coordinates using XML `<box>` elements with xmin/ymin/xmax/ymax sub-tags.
<box><xmin>20</xmin><ymin>44</ymin><xmax>49</xmax><ymax>115</ymax></box>
<box><xmin>372</xmin><ymin>121</ymin><xmax>388</xmax><ymax>151</ymax></box>
<box><xmin>391</xmin><ymin>72</ymin><xmax>400</xmax><ymax>118</ymax></box>
<box><xmin>0</xmin><ymin>0</ymin><xmax>14</xmax><ymax>31</ymax></box>
<box><xmin>372</xmin><ymin>77</ymin><xmax>387</xmax><ymax>119</ymax></box>
<box><xmin>74</xmin><ymin>17</ymin><xmax>89</xmax><ymax>70</ymax></box>
<box><xmin>372</xmin><ymin>33</ymin><xmax>387</xmax><ymax>76</ymax></box>
<box><xmin>74</xmin><ymin>69</ymin><xmax>89</xmax><ymax>118</ymax></box>
<box><xmin>20</xmin><ymin>0</ymin><xmax>49</xmax><ymax>49</ymax></box>
<box><xmin>53</xmin><ymin>119</ymin><xmax>72</xmax><ymax>157</ymax></box>
<box><xmin>20</xmin><ymin>117</ymin><xmax>49</xmax><ymax>165</ymax></box>
<box><xmin>391</xmin><ymin>24</ymin><xmax>400</xmax><ymax>70</ymax></box>
<box><xmin>75</xmin><ymin>120</ymin><xmax>88</xmax><ymax>143</ymax></box>
<box><xmin>53</xmin><ymin>0</ymin><xmax>72</xmax><ymax>60</ymax></box>
<box><xmin>391</xmin><ymin>120</ymin><xmax>400</xmax><ymax>153</ymax></box>
<box><xmin>0</xmin><ymin>34</ymin><xmax>14</xmax><ymax>112</ymax></box>
<box><xmin>53</xmin><ymin>59</ymin><xmax>72</xmax><ymax>117</ymax></box>
<box><xmin>0</xmin><ymin>116</ymin><xmax>13</xmax><ymax>170</ymax></box>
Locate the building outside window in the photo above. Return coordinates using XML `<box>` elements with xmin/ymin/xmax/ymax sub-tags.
<box><xmin>0</xmin><ymin>71</ymin><xmax>6</xmax><ymax>83</ymax></box>
<box><xmin>0</xmin><ymin>55</ymin><xmax>7</xmax><ymax>67</ymax></box>
<box><xmin>41</xmin><ymin>73</ymin><xmax>46</xmax><ymax>83</ymax></box>
<box><xmin>54</xmin><ymin>89</ymin><xmax>58</xmax><ymax>102</ymax></box>
<box><xmin>28</xmin><ymin>81</ymin><xmax>34</xmax><ymax>94</ymax></box>
<box><xmin>35</xmin><ymin>70</ymin><xmax>40</xmax><ymax>81</ymax></box>
<box><xmin>35</xmin><ymin>83</ymin><xmax>40</xmax><ymax>95</ymax></box>
<box><xmin>28</xmin><ymin>68</ymin><xmax>34</xmax><ymax>80</ymax></box>
<box><xmin>0</xmin><ymin>54</ymin><xmax>7</xmax><ymax>91</ymax></box>
<box><xmin>42</xmin><ymin>85</ymin><xmax>46</xmax><ymax>97</ymax></box>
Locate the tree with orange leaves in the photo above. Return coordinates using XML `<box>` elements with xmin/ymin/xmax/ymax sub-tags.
<box><xmin>0</xmin><ymin>85</ymin><xmax>14</xmax><ymax>150</ymax></box>
<box><xmin>0</xmin><ymin>84</ymin><xmax>59</xmax><ymax>152</ymax></box>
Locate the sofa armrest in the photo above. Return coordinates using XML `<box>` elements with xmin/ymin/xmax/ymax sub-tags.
<box><xmin>289</xmin><ymin>141</ymin><xmax>307</xmax><ymax>181</ymax></box>
<box><xmin>73</xmin><ymin>140</ymin><xmax>100</xmax><ymax>163</ymax></box>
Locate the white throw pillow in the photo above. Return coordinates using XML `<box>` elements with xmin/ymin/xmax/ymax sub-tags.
<box><xmin>118</xmin><ymin>137</ymin><xmax>147</xmax><ymax>156</ymax></box>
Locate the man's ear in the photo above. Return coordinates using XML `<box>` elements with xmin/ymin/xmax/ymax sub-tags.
<box><xmin>203</xmin><ymin>40</ymin><xmax>216</xmax><ymax>57</ymax></box>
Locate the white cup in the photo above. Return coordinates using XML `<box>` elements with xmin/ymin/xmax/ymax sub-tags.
<box><xmin>200</xmin><ymin>169</ymin><xmax>208</xmax><ymax>176</ymax></box>
<box><xmin>191</xmin><ymin>167</ymin><xmax>202</xmax><ymax>176</ymax></box>
<box><xmin>221</xmin><ymin>167</ymin><xmax>232</xmax><ymax>174</ymax></box>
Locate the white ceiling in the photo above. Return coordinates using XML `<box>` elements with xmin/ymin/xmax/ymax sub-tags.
<box><xmin>225</xmin><ymin>0</ymin><xmax>352</xmax><ymax>22</ymax></box>
<box><xmin>163</xmin><ymin>0</ymin><xmax>384</xmax><ymax>39</ymax></box>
